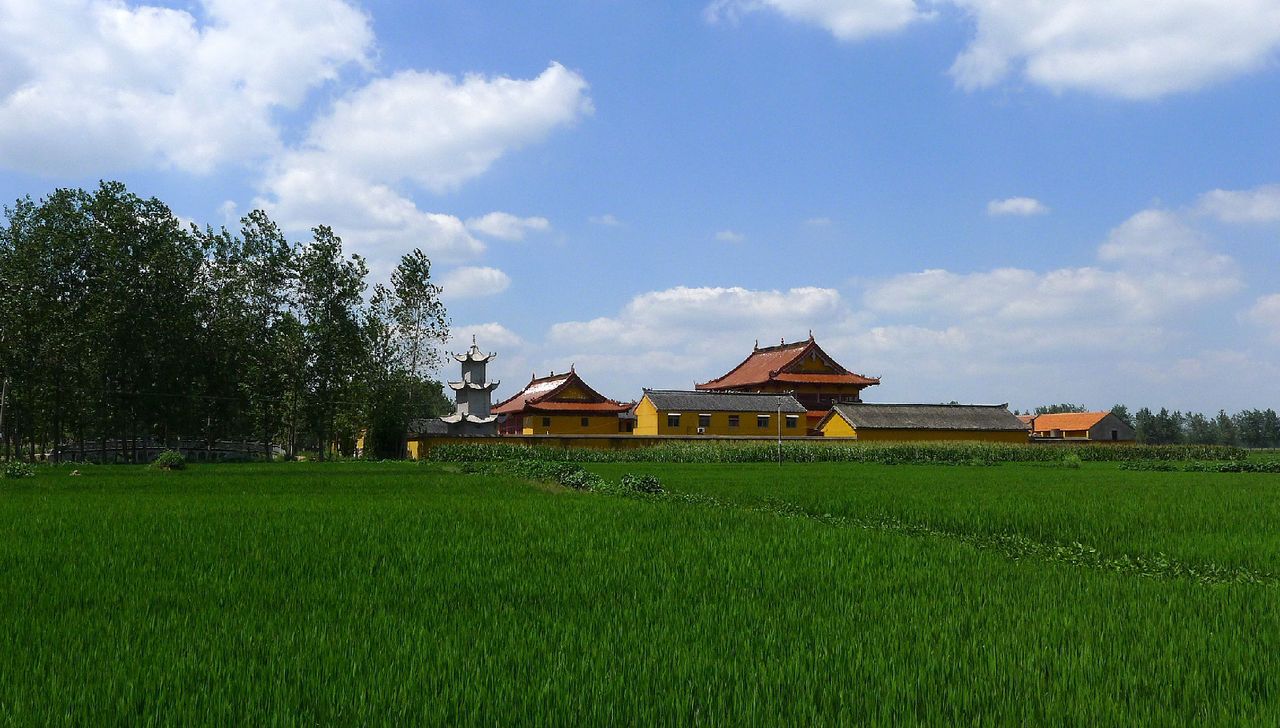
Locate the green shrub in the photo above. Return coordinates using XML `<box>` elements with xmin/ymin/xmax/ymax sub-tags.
<box><xmin>1062</xmin><ymin>454</ymin><xmax>1083</xmax><ymax>469</ymax></box>
<box><xmin>3</xmin><ymin>461</ymin><xmax>35</xmax><ymax>479</ymax></box>
<box><xmin>1119</xmin><ymin>460</ymin><xmax>1280</xmax><ymax>473</ymax></box>
<box><xmin>150</xmin><ymin>450</ymin><xmax>187</xmax><ymax>471</ymax></box>
<box><xmin>620</xmin><ymin>473</ymin><xmax>664</xmax><ymax>494</ymax></box>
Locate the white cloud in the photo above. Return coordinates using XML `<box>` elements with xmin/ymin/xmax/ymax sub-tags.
<box><xmin>804</xmin><ymin>216</ymin><xmax>833</xmax><ymax>226</ymax></box>
<box><xmin>551</xmin><ymin>285</ymin><xmax>847</xmax><ymax>351</ymax></box>
<box><xmin>705</xmin><ymin>0</ymin><xmax>928</xmax><ymax>40</ymax></box>
<box><xmin>948</xmin><ymin>0</ymin><xmax>1280</xmax><ymax>99</ymax></box>
<box><xmin>589</xmin><ymin>213</ymin><xmax>622</xmax><ymax>226</ymax></box>
<box><xmin>257</xmin><ymin>167</ymin><xmax>484</xmax><ymax>263</ymax></box>
<box><xmin>715</xmin><ymin>229</ymin><xmax>746</xmax><ymax>242</ymax></box>
<box><xmin>1243</xmin><ymin>294</ymin><xmax>1280</xmax><ymax>343</ymax></box>
<box><xmin>0</xmin><ymin>0</ymin><xmax>372</xmax><ymax>175</ymax></box>
<box><xmin>1196</xmin><ymin>184</ymin><xmax>1280</xmax><ymax>223</ymax></box>
<box><xmin>707</xmin><ymin>0</ymin><xmax>1280</xmax><ymax>99</ymax></box>
<box><xmin>869</xmin><ymin>208</ymin><xmax>1241</xmax><ymax>325</ymax></box>
<box><xmin>532</xmin><ymin>193</ymin><xmax>1257</xmax><ymax>411</ymax></box>
<box><xmin>546</xmin><ymin>286</ymin><xmax>858</xmax><ymax>393</ymax></box>
<box><xmin>258</xmin><ymin>62</ymin><xmax>591</xmax><ymax>265</ymax></box>
<box><xmin>987</xmin><ymin>197</ymin><xmax>1048</xmax><ymax>216</ymax></box>
<box><xmin>450</xmin><ymin>322</ymin><xmax>524</xmax><ymax>350</ymax></box>
<box><xmin>465</xmin><ymin>212</ymin><xmax>551</xmax><ymax>241</ymax></box>
<box><xmin>438</xmin><ymin>267</ymin><xmax>512</xmax><ymax>299</ymax></box>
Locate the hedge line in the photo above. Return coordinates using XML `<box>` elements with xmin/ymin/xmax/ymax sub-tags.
<box><xmin>429</xmin><ymin>441</ymin><xmax>1247</xmax><ymax>466</ymax></box>
<box><xmin>1119</xmin><ymin>460</ymin><xmax>1280</xmax><ymax>473</ymax></box>
<box><xmin>458</xmin><ymin>460</ymin><xmax>664</xmax><ymax>494</ymax></box>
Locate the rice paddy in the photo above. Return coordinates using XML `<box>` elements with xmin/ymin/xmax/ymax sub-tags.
<box><xmin>2</xmin><ymin>459</ymin><xmax>1278</xmax><ymax>724</ymax></box>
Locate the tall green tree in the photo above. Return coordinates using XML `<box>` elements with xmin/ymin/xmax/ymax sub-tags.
<box><xmin>296</xmin><ymin>226</ymin><xmax>367</xmax><ymax>460</ymax></box>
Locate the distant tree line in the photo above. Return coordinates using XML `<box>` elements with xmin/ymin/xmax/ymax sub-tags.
<box><xmin>1020</xmin><ymin>404</ymin><xmax>1280</xmax><ymax>447</ymax></box>
<box><xmin>0</xmin><ymin>181</ymin><xmax>451</xmax><ymax>462</ymax></box>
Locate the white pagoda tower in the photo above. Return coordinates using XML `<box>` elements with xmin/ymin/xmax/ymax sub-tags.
<box><xmin>439</xmin><ymin>336</ymin><xmax>500</xmax><ymax>436</ymax></box>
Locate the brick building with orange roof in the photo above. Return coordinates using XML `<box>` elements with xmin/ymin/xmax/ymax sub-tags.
<box><xmin>1028</xmin><ymin>412</ymin><xmax>1135</xmax><ymax>442</ymax></box>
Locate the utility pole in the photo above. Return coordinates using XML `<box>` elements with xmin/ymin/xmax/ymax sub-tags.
<box><xmin>776</xmin><ymin>399</ymin><xmax>782</xmax><ymax>466</ymax></box>
<box><xmin>0</xmin><ymin>376</ymin><xmax>8</xmax><ymax>460</ymax></box>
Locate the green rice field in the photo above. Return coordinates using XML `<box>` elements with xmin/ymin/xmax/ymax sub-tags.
<box><xmin>2</xmin><ymin>460</ymin><xmax>1278</xmax><ymax>724</ymax></box>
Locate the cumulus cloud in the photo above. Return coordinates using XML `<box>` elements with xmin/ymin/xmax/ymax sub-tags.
<box><xmin>706</xmin><ymin>0</ymin><xmax>1280</xmax><ymax>98</ymax></box>
<box><xmin>715</xmin><ymin>229</ymin><xmax>746</xmax><ymax>242</ymax></box>
<box><xmin>542</xmin><ymin>194</ymin><xmax>1250</xmax><ymax>408</ymax></box>
<box><xmin>987</xmin><ymin>197</ymin><xmax>1048</xmax><ymax>216</ymax></box>
<box><xmin>948</xmin><ymin>0</ymin><xmax>1280</xmax><ymax>99</ymax></box>
<box><xmin>871</xmin><ymin>208</ymin><xmax>1240</xmax><ymax>324</ymax></box>
<box><xmin>438</xmin><ymin>267</ymin><xmax>512</xmax><ymax>299</ymax></box>
<box><xmin>257</xmin><ymin>62</ymin><xmax>591</xmax><ymax>264</ymax></box>
<box><xmin>547</xmin><ymin>285</ymin><xmax>858</xmax><ymax>390</ymax></box>
<box><xmin>705</xmin><ymin>0</ymin><xmax>928</xmax><ymax>40</ymax></box>
<box><xmin>1243</xmin><ymin>294</ymin><xmax>1280</xmax><ymax>343</ymax></box>
<box><xmin>465</xmin><ymin>212</ymin><xmax>551</xmax><ymax>241</ymax></box>
<box><xmin>1196</xmin><ymin>184</ymin><xmax>1280</xmax><ymax>223</ymax></box>
<box><xmin>450</xmin><ymin>322</ymin><xmax>524</xmax><ymax>350</ymax></box>
<box><xmin>0</xmin><ymin>0</ymin><xmax>372</xmax><ymax>175</ymax></box>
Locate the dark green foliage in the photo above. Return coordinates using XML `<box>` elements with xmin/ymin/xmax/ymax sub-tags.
<box><xmin>430</xmin><ymin>441</ymin><xmax>1247</xmax><ymax>465</ymax></box>
<box><xmin>0</xmin><ymin>183</ymin><xmax>449</xmax><ymax>462</ymax></box>
<box><xmin>149</xmin><ymin>450</ymin><xmax>186</xmax><ymax>471</ymax></box>
<box><xmin>1120</xmin><ymin>460</ymin><xmax>1280</xmax><ymax>473</ymax></box>
<box><xmin>1034</xmin><ymin>403</ymin><xmax>1089</xmax><ymax>414</ymax></box>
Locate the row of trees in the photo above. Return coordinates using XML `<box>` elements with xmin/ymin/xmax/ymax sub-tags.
<box><xmin>0</xmin><ymin>182</ymin><xmax>451</xmax><ymax>462</ymax></box>
<box><xmin>1030</xmin><ymin>404</ymin><xmax>1280</xmax><ymax>447</ymax></box>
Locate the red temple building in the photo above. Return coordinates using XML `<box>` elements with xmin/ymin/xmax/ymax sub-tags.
<box><xmin>492</xmin><ymin>367</ymin><xmax>633</xmax><ymax>435</ymax></box>
<box><xmin>696</xmin><ymin>334</ymin><xmax>879</xmax><ymax>428</ymax></box>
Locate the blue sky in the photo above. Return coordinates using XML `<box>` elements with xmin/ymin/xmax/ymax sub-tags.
<box><xmin>2</xmin><ymin>0</ymin><xmax>1279</xmax><ymax>412</ymax></box>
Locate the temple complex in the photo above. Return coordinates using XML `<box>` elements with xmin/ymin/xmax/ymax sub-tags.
<box><xmin>492</xmin><ymin>367</ymin><xmax>633</xmax><ymax>435</ymax></box>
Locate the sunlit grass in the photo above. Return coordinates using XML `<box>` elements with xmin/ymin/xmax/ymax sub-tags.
<box><xmin>1</xmin><ymin>462</ymin><xmax>1277</xmax><ymax>723</ymax></box>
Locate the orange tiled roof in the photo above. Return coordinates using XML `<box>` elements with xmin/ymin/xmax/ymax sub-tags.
<box><xmin>492</xmin><ymin>369</ymin><xmax>629</xmax><ymax>415</ymax></box>
<box><xmin>697</xmin><ymin>337</ymin><xmax>879</xmax><ymax>390</ymax></box>
<box><xmin>1031</xmin><ymin>412</ymin><xmax>1110</xmax><ymax>432</ymax></box>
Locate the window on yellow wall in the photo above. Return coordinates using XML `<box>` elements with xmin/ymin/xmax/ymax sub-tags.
<box><xmin>542</xmin><ymin>417</ymin><xmax>551</xmax><ymax>427</ymax></box>
<box><xmin>580</xmin><ymin>417</ymin><xmax>589</xmax><ymax>427</ymax></box>
<box><xmin>698</xmin><ymin>414</ymin><xmax>711</xmax><ymax>428</ymax></box>
<box><xmin>728</xmin><ymin>415</ymin><xmax>739</xmax><ymax>428</ymax></box>
<box><xmin>785</xmin><ymin>415</ymin><xmax>799</xmax><ymax>429</ymax></box>
<box><xmin>757</xmin><ymin>414</ymin><xmax>769</xmax><ymax>428</ymax></box>
<box><xmin>667</xmin><ymin>414</ymin><xmax>680</xmax><ymax>427</ymax></box>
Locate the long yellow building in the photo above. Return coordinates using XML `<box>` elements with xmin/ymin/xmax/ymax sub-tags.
<box><xmin>634</xmin><ymin>390</ymin><xmax>809</xmax><ymax>436</ymax></box>
<box><xmin>817</xmin><ymin>403</ymin><xmax>1029</xmax><ymax>443</ymax></box>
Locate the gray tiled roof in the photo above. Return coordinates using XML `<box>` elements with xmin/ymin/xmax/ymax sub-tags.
<box><xmin>643</xmin><ymin>389</ymin><xmax>807</xmax><ymax>413</ymax></box>
<box><xmin>827</xmin><ymin>403</ymin><xmax>1026</xmax><ymax>431</ymax></box>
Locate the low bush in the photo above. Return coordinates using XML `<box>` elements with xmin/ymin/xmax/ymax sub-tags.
<box><xmin>150</xmin><ymin>450</ymin><xmax>187</xmax><ymax>471</ymax></box>
<box><xmin>1120</xmin><ymin>460</ymin><xmax>1280</xmax><ymax>473</ymax></box>
<box><xmin>619</xmin><ymin>473</ymin><xmax>664</xmax><ymax>494</ymax></box>
<box><xmin>3</xmin><ymin>461</ymin><xmax>35</xmax><ymax>479</ymax></box>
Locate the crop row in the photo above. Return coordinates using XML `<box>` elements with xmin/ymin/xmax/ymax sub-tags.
<box><xmin>1118</xmin><ymin>459</ymin><xmax>1280</xmax><ymax>473</ymax></box>
<box><xmin>429</xmin><ymin>440</ymin><xmax>1246</xmax><ymax>465</ymax></box>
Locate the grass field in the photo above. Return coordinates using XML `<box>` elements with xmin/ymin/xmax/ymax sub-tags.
<box><xmin>2</xmin><ymin>461</ymin><xmax>1278</xmax><ymax>723</ymax></box>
